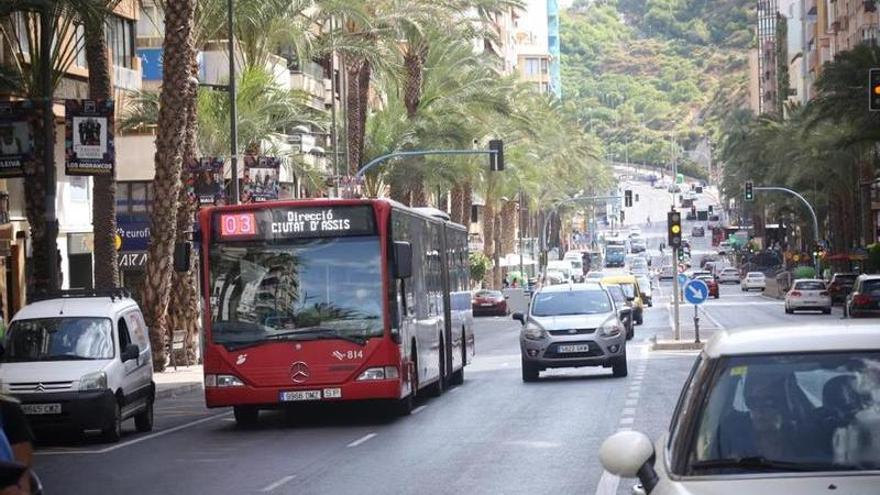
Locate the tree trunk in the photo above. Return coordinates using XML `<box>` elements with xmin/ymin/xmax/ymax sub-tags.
<box><xmin>168</xmin><ymin>59</ymin><xmax>201</xmax><ymax>366</ymax></box>
<box><xmin>23</xmin><ymin>108</ymin><xmax>52</xmax><ymax>293</ymax></box>
<box><xmin>84</xmin><ymin>20</ymin><xmax>119</xmax><ymax>289</ymax></box>
<box><xmin>410</xmin><ymin>180</ymin><xmax>427</xmax><ymax>207</ymax></box>
<box><xmin>462</xmin><ymin>182</ymin><xmax>473</xmax><ymax>227</ymax></box>
<box><xmin>500</xmin><ymin>201</ymin><xmax>518</xmax><ymax>255</ymax></box>
<box><xmin>483</xmin><ymin>200</ymin><xmax>496</xmax><ymax>289</ymax></box>
<box><xmin>142</xmin><ymin>0</ymin><xmax>197</xmax><ymax>371</ymax></box>
<box><xmin>493</xmin><ymin>211</ymin><xmax>503</xmax><ymax>289</ymax></box>
<box><xmin>450</xmin><ymin>183</ymin><xmax>465</xmax><ymax>225</ymax></box>
<box><xmin>345</xmin><ymin>58</ymin><xmax>371</xmax><ymax>175</ymax></box>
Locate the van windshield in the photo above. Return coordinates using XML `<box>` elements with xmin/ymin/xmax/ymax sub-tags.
<box><xmin>4</xmin><ymin>318</ymin><xmax>114</xmax><ymax>361</ymax></box>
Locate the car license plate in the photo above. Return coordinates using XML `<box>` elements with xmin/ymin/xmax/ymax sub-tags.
<box><xmin>280</xmin><ymin>390</ymin><xmax>322</xmax><ymax>402</ymax></box>
<box><xmin>22</xmin><ymin>403</ymin><xmax>61</xmax><ymax>415</ymax></box>
<box><xmin>558</xmin><ymin>344</ymin><xmax>591</xmax><ymax>353</ymax></box>
<box><xmin>481</xmin><ymin>303</ymin><xmax>494</xmax><ymax>306</ymax></box>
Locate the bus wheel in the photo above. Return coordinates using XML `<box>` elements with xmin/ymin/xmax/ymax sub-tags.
<box><xmin>233</xmin><ymin>406</ymin><xmax>259</xmax><ymax>428</ymax></box>
<box><xmin>392</xmin><ymin>392</ymin><xmax>414</xmax><ymax>416</ymax></box>
<box><xmin>450</xmin><ymin>329</ymin><xmax>465</xmax><ymax>386</ymax></box>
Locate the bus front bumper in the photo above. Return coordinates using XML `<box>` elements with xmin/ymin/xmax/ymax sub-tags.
<box><xmin>205</xmin><ymin>379</ymin><xmax>403</xmax><ymax>408</ymax></box>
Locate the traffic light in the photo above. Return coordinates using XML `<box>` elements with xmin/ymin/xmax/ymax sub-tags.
<box><xmin>870</xmin><ymin>68</ymin><xmax>880</xmax><ymax>111</ymax></box>
<box><xmin>667</xmin><ymin>210</ymin><xmax>682</xmax><ymax>248</ymax></box>
<box><xmin>744</xmin><ymin>180</ymin><xmax>754</xmax><ymax>202</ymax></box>
<box><xmin>624</xmin><ymin>190</ymin><xmax>633</xmax><ymax>207</ymax></box>
<box><xmin>678</xmin><ymin>248</ymin><xmax>685</xmax><ymax>262</ymax></box>
<box><xmin>708</xmin><ymin>205</ymin><xmax>714</xmax><ymax>214</ymax></box>
<box><xmin>488</xmin><ymin>139</ymin><xmax>504</xmax><ymax>171</ymax></box>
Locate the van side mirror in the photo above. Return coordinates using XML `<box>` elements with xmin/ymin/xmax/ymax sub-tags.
<box><xmin>393</xmin><ymin>241</ymin><xmax>413</xmax><ymax>279</ymax></box>
<box><xmin>122</xmin><ymin>344</ymin><xmax>139</xmax><ymax>363</ymax></box>
<box><xmin>173</xmin><ymin>242</ymin><xmax>191</xmax><ymax>272</ymax></box>
<box><xmin>512</xmin><ymin>312</ymin><xmax>525</xmax><ymax>324</ymax></box>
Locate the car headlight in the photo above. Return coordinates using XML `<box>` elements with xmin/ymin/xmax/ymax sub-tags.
<box><xmin>79</xmin><ymin>371</ymin><xmax>108</xmax><ymax>391</ymax></box>
<box><xmin>523</xmin><ymin>323</ymin><xmax>547</xmax><ymax>340</ymax></box>
<box><xmin>599</xmin><ymin>317</ymin><xmax>622</xmax><ymax>337</ymax></box>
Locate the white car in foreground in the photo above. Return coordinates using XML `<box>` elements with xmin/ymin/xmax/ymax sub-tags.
<box><xmin>741</xmin><ymin>272</ymin><xmax>766</xmax><ymax>291</ymax></box>
<box><xmin>785</xmin><ymin>279</ymin><xmax>832</xmax><ymax>314</ymax></box>
<box><xmin>600</xmin><ymin>324</ymin><xmax>880</xmax><ymax>495</ymax></box>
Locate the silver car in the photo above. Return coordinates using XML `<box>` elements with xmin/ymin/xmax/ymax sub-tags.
<box><xmin>514</xmin><ymin>283</ymin><xmax>628</xmax><ymax>381</ymax></box>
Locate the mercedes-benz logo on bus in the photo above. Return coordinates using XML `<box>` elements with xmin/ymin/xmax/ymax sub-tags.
<box><xmin>290</xmin><ymin>361</ymin><xmax>310</xmax><ymax>383</ymax></box>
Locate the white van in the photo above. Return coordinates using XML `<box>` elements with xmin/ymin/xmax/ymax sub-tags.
<box><xmin>547</xmin><ymin>260</ymin><xmax>576</xmax><ymax>282</ymax></box>
<box><xmin>0</xmin><ymin>290</ymin><xmax>155</xmax><ymax>442</ymax></box>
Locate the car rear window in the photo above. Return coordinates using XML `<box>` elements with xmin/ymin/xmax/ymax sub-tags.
<box><xmin>834</xmin><ymin>275</ymin><xmax>857</xmax><ymax>282</ymax></box>
<box><xmin>794</xmin><ymin>281</ymin><xmax>825</xmax><ymax>291</ymax></box>
<box><xmin>861</xmin><ymin>280</ymin><xmax>880</xmax><ymax>295</ymax></box>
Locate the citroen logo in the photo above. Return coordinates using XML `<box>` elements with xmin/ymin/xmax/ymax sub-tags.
<box><xmin>35</xmin><ymin>383</ymin><xmax>45</xmax><ymax>392</ymax></box>
<box><xmin>290</xmin><ymin>361</ymin><xmax>310</xmax><ymax>383</ymax></box>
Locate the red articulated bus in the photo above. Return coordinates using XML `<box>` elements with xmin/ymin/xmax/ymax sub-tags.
<box><xmin>198</xmin><ymin>199</ymin><xmax>474</xmax><ymax>424</ymax></box>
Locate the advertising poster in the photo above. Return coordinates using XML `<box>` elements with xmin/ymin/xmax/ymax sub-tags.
<box><xmin>242</xmin><ymin>155</ymin><xmax>280</xmax><ymax>203</ymax></box>
<box><xmin>185</xmin><ymin>157</ymin><xmax>226</xmax><ymax>206</ymax></box>
<box><xmin>65</xmin><ymin>99</ymin><xmax>115</xmax><ymax>176</ymax></box>
<box><xmin>0</xmin><ymin>100</ymin><xmax>35</xmax><ymax>178</ymax></box>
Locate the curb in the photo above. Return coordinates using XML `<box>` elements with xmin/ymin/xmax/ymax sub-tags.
<box><xmin>156</xmin><ymin>382</ymin><xmax>203</xmax><ymax>400</ymax></box>
<box><xmin>651</xmin><ymin>340</ymin><xmax>704</xmax><ymax>351</ymax></box>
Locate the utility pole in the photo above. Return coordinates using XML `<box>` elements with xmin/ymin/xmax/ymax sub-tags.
<box><xmin>227</xmin><ymin>0</ymin><xmax>239</xmax><ymax>204</ymax></box>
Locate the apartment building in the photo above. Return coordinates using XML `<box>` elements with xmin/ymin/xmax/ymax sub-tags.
<box><xmin>0</xmin><ymin>2</ymin><xmax>142</xmax><ymax>319</ymax></box>
<box><xmin>515</xmin><ymin>0</ymin><xmax>554</xmax><ymax>94</ymax></box>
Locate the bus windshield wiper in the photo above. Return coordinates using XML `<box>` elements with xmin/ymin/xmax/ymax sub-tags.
<box><xmin>264</xmin><ymin>328</ymin><xmax>367</xmax><ymax>346</ymax></box>
<box><xmin>691</xmin><ymin>456</ymin><xmax>837</xmax><ymax>473</ymax></box>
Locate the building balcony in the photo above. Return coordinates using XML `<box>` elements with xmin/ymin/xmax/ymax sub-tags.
<box><xmin>113</xmin><ymin>65</ymin><xmax>140</xmax><ymax>91</ymax></box>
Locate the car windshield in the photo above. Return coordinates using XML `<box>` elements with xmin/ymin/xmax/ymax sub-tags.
<box><xmin>476</xmin><ymin>290</ymin><xmax>502</xmax><ymax>298</ymax></box>
<box><xmin>209</xmin><ymin>237</ymin><xmax>384</xmax><ymax>346</ymax></box>
<box><xmin>617</xmin><ymin>283</ymin><xmax>636</xmax><ymax>298</ymax></box>
<box><xmin>4</xmin><ymin>317</ymin><xmax>114</xmax><ymax>361</ymax></box>
<box><xmin>531</xmin><ymin>290</ymin><xmax>612</xmax><ymax>316</ymax></box>
<box><xmin>606</xmin><ymin>286</ymin><xmax>626</xmax><ymax>304</ymax></box>
<box><xmin>794</xmin><ymin>281</ymin><xmax>826</xmax><ymax>291</ymax></box>
<box><xmin>690</xmin><ymin>352</ymin><xmax>880</xmax><ymax>474</ymax></box>
<box><xmin>861</xmin><ymin>280</ymin><xmax>880</xmax><ymax>295</ymax></box>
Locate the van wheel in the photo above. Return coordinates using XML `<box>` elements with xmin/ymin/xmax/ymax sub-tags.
<box><xmin>134</xmin><ymin>398</ymin><xmax>154</xmax><ymax>432</ymax></box>
<box><xmin>102</xmin><ymin>403</ymin><xmax>123</xmax><ymax>442</ymax></box>
<box><xmin>450</xmin><ymin>330</ymin><xmax>466</xmax><ymax>386</ymax></box>
<box><xmin>233</xmin><ymin>406</ymin><xmax>259</xmax><ymax>428</ymax></box>
<box><xmin>521</xmin><ymin>357</ymin><xmax>539</xmax><ymax>382</ymax></box>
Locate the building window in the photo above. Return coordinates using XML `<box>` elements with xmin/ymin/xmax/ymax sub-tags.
<box><xmin>116</xmin><ymin>181</ymin><xmax>153</xmax><ymax>215</ymax></box>
<box><xmin>13</xmin><ymin>12</ymin><xmax>29</xmax><ymax>54</ymax></box>
<box><xmin>470</xmin><ymin>205</ymin><xmax>479</xmax><ymax>224</ymax></box>
<box><xmin>106</xmin><ymin>16</ymin><xmax>135</xmax><ymax>68</ymax></box>
<box><xmin>70</xmin><ymin>176</ymin><xmax>89</xmax><ymax>202</ymax></box>
<box><xmin>74</xmin><ymin>23</ymin><xmax>87</xmax><ymax>68</ymax></box>
<box><xmin>137</xmin><ymin>5</ymin><xmax>164</xmax><ymax>39</ymax></box>
<box><xmin>524</xmin><ymin>58</ymin><xmax>541</xmax><ymax>76</ymax></box>
<box><xmin>541</xmin><ymin>58</ymin><xmax>549</xmax><ymax>75</ymax></box>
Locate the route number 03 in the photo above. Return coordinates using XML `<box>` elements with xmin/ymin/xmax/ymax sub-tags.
<box><xmin>221</xmin><ymin>213</ymin><xmax>257</xmax><ymax>237</ymax></box>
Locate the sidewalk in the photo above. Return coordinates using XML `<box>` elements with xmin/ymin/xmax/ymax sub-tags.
<box><xmin>650</xmin><ymin>304</ymin><xmax>722</xmax><ymax>351</ymax></box>
<box><xmin>154</xmin><ymin>364</ymin><xmax>203</xmax><ymax>400</ymax></box>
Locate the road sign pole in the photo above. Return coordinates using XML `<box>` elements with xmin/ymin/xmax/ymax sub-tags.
<box><xmin>672</xmin><ymin>247</ymin><xmax>681</xmax><ymax>340</ymax></box>
<box><xmin>694</xmin><ymin>304</ymin><xmax>700</xmax><ymax>343</ymax></box>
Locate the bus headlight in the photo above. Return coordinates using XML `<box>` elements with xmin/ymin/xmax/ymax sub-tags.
<box><xmin>357</xmin><ymin>366</ymin><xmax>399</xmax><ymax>381</ymax></box>
<box><xmin>205</xmin><ymin>374</ymin><xmax>245</xmax><ymax>387</ymax></box>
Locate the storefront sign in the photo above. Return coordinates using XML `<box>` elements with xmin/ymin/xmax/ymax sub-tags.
<box><xmin>185</xmin><ymin>157</ymin><xmax>226</xmax><ymax>206</ymax></box>
<box><xmin>116</xmin><ymin>218</ymin><xmax>151</xmax><ymax>252</ymax></box>
<box><xmin>65</xmin><ymin>99</ymin><xmax>115</xmax><ymax>176</ymax></box>
<box><xmin>242</xmin><ymin>156</ymin><xmax>280</xmax><ymax>203</ymax></box>
<box><xmin>0</xmin><ymin>100</ymin><xmax>35</xmax><ymax>178</ymax></box>
<box><xmin>216</xmin><ymin>205</ymin><xmax>375</xmax><ymax>240</ymax></box>
<box><xmin>119</xmin><ymin>251</ymin><xmax>147</xmax><ymax>269</ymax></box>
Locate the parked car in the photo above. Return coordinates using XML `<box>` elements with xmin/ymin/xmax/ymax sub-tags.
<box><xmin>472</xmin><ymin>290</ymin><xmax>508</xmax><ymax>316</ymax></box>
<box><xmin>741</xmin><ymin>272</ymin><xmax>766</xmax><ymax>291</ymax></box>
<box><xmin>628</xmin><ymin>227</ymin><xmax>642</xmax><ymax>238</ymax></box>
<box><xmin>846</xmin><ymin>274</ymin><xmax>880</xmax><ymax>318</ymax></box>
<box><xmin>585</xmin><ymin>271</ymin><xmax>605</xmax><ymax>281</ymax></box>
<box><xmin>602</xmin><ymin>275</ymin><xmax>646</xmax><ymax>325</ymax></box>
<box><xmin>0</xmin><ymin>289</ymin><xmax>155</xmax><ymax>442</ymax></box>
<box><xmin>658</xmin><ymin>265</ymin><xmax>674</xmax><ymax>280</ymax></box>
<box><xmin>630</xmin><ymin>238</ymin><xmax>647</xmax><ymax>253</ymax></box>
<box><xmin>599</xmin><ymin>324</ymin><xmax>880</xmax><ymax>495</ymax></box>
<box><xmin>635</xmin><ymin>275</ymin><xmax>653</xmax><ymax>306</ymax></box>
<box><xmin>605</xmin><ymin>284</ymin><xmax>635</xmax><ymax>340</ymax></box>
<box><xmin>784</xmin><ymin>279</ymin><xmax>831</xmax><ymax>314</ymax></box>
<box><xmin>695</xmin><ymin>274</ymin><xmax>719</xmax><ymax>299</ymax></box>
<box><xmin>514</xmin><ymin>283</ymin><xmax>628</xmax><ymax>381</ymax></box>
<box><xmin>691</xmin><ymin>226</ymin><xmax>705</xmax><ymax>237</ymax></box>
<box><xmin>717</xmin><ymin>267</ymin><xmax>740</xmax><ymax>284</ymax></box>
<box><xmin>827</xmin><ymin>272</ymin><xmax>858</xmax><ymax>304</ymax></box>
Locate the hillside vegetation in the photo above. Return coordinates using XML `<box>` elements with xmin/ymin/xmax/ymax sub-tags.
<box><xmin>561</xmin><ymin>0</ymin><xmax>753</xmax><ymax>174</ymax></box>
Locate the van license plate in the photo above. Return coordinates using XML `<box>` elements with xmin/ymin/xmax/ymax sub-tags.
<box><xmin>558</xmin><ymin>344</ymin><xmax>591</xmax><ymax>353</ymax></box>
<box><xmin>280</xmin><ymin>390</ymin><xmax>321</xmax><ymax>402</ymax></box>
<box><xmin>22</xmin><ymin>403</ymin><xmax>61</xmax><ymax>415</ymax></box>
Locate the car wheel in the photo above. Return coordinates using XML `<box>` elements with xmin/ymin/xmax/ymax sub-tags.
<box><xmin>233</xmin><ymin>406</ymin><xmax>259</xmax><ymax>428</ymax></box>
<box><xmin>822</xmin><ymin>308</ymin><xmax>831</xmax><ymax>315</ymax></box>
<box><xmin>521</xmin><ymin>357</ymin><xmax>540</xmax><ymax>382</ymax></box>
<box><xmin>626</xmin><ymin>324</ymin><xmax>634</xmax><ymax>340</ymax></box>
<box><xmin>785</xmin><ymin>306</ymin><xmax>793</xmax><ymax>315</ymax></box>
<box><xmin>134</xmin><ymin>398</ymin><xmax>154</xmax><ymax>433</ymax></box>
<box><xmin>714</xmin><ymin>293</ymin><xmax>719</xmax><ymax>299</ymax></box>
<box><xmin>102</xmin><ymin>402</ymin><xmax>123</xmax><ymax>443</ymax></box>
<box><xmin>612</xmin><ymin>348</ymin><xmax>628</xmax><ymax>378</ymax></box>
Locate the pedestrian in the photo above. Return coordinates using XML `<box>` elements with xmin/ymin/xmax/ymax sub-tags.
<box><xmin>0</xmin><ymin>396</ymin><xmax>34</xmax><ymax>495</ymax></box>
<box><xmin>503</xmin><ymin>276</ymin><xmax>510</xmax><ymax>289</ymax></box>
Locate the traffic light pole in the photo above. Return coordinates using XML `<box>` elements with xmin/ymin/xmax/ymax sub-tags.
<box><xmin>672</xmin><ymin>247</ymin><xmax>681</xmax><ymax>340</ymax></box>
<box><xmin>753</xmin><ymin>186</ymin><xmax>821</xmax><ymax>275</ymax></box>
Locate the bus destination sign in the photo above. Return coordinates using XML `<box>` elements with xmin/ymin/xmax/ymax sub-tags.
<box><xmin>216</xmin><ymin>205</ymin><xmax>375</xmax><ymax>240</ymax></box>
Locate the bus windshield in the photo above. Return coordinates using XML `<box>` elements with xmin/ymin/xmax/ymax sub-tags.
<box><xmin>209</xmin><ymin>236</ymin><xmax>384</xmax><ymax>347</ymax></box>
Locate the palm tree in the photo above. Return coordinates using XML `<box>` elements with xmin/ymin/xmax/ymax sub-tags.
<box><xmin>142</xmin><ymin>0</ymin><xmax>198</xmax><ymax>371</ymax></box>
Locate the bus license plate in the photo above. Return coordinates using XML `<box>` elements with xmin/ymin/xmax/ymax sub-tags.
<box><xmin>558</xmin><ymin>344</ymin><xmax>591</xmax><ymax>353</ymax></box>
<box><xmin>22</xmin><ymin>403</ymin><xmax>61</xmax><ymax>415</ymax></box>
<box><xmin>280</xmin><ymin>390</ymin><xmax>322</xmax><ymax>402</ymax></box>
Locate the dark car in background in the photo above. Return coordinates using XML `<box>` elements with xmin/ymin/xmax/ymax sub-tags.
<box><xmin>846</xmin><ymin>274</ymin><xmax>880</xmax><ymax>318</ymax></box>
<box><xmin>472</xmin><ymin>290</ymin><xmax>508</xmax><ymax>316</ymax></box>
<box><xmin>605</xmin><ymin>284</ymin><xmax>634</xmax><ymax>340</ymax></box>
<box><xmin>827</xmin><ymin>272</ymin><xmax>857</xmax><ymax>304</ymax></box>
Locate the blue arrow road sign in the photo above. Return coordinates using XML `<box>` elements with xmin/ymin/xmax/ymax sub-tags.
<box><xmin>678</xmin><ymin>273</ymin><xmax>689</xmax><ymax>286</ymax></box>
<box><xmin>683</xmin><ymin>279</ymin><xmax>709</xmax><ymax>305</ymax></box>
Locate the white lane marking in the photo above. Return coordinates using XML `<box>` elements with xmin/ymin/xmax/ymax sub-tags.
<box><xmin>260</xmin><ymin>475</ymin><xmax>296</xmax><ymax>493</ymax></box>
<box><xmin>595</xmin><ymin>470</ymin><xmax>620</xmax><ymax>495</ymax></box>
<box><xmin>36</xmin><ymin>412</ymin><xmax>231</xmax><ymax>456</ymax></box>
<box><xmin>347</xmin><ymin>432</ymin><xmax>377</xmax><ymax>448</ymax></box>
<box><xmin>448</xmin><ymin>386</ymin><xmax>462</xmax><ymax>393</ymax></box>
<box><xmin>412</xmin><ymin>405</ymin><xmax>427</xmax><ymax>415</ymax></box>
<box><xmin>621</xmin><ymin>407</ymin><xmax>636</xmax><ymax>416</ymax></box>
<box><xmin>627</xmin><ymin>392</ymin><xmax>640</xmax><ymax>399</ymax></box>
<box><xmin>619</xmin><ymin>417</ymin><xmax>634</xmax><ymax>425</ymax></box>
<box><xmin>699</xmin><ymin>305</ymin><xmax>727</xmax><ymax>331</ymax></box>
<box><xmin>628</xmin><ymin>386</ymin><xmax>642</xmax><ymax>393</ymax></box>
<box><xmin>625</xmin><ymin>399</ymin><xmax>638</xmax><ymax>407</ymax></box>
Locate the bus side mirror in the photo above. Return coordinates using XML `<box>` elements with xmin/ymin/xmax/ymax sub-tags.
<box><xmin>174</xmin><ymin>242</ymin><xmax>191</xmax><ymax>272</ymax></box>
<box><xmin>393</xmin><ymin>241</ymin><xmax>413</xmax><ymax>279</ymax></box>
